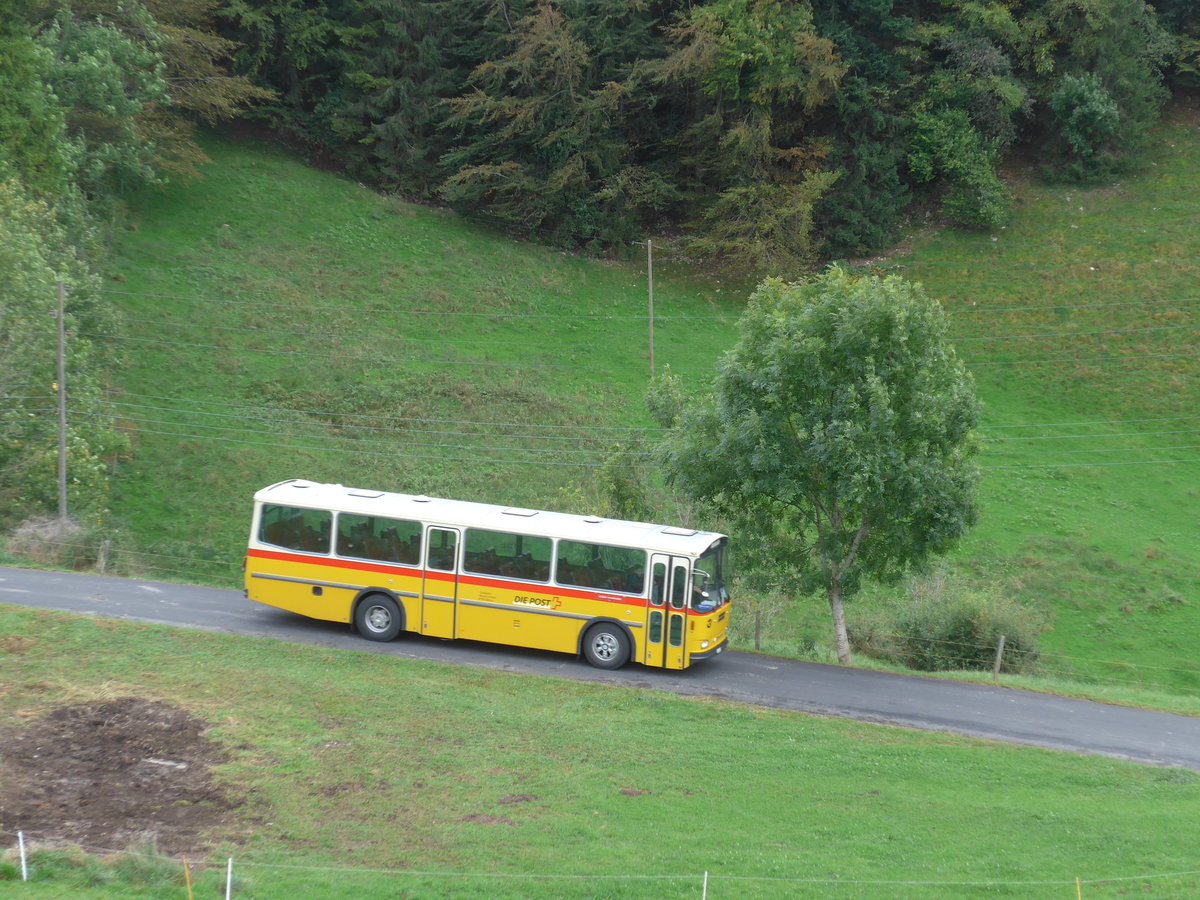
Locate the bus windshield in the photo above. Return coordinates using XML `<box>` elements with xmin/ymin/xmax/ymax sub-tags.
<box><xmin>691</xmin><ymin>539</ymin><xmax>730</xmax><ymax>612</ymax></box>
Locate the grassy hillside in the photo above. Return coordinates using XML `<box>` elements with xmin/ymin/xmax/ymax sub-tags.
<box><xmin>3</xmin><ymin>604</ymin><xmax>1199</xmax><ymax>899</ymax></box>
<box><xmin>887</xmin><ymin>105</ymin><xmax>1200</xmax><ymax>695</ymax></box>
<box><xmin>99</xmin><ymin>129</ymin><xmax>741</xmax><ymax>572</ymax></box>
<box><xmin>48</xmin><ymin>104</ymin><xmax>1200</xmax><ymax>698</ymax></box>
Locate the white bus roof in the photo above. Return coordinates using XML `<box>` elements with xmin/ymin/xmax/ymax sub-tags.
<box><xmin>254</xmin><ymin>479</ymin><xmax>725</xmax><ymax>558</ymax></box>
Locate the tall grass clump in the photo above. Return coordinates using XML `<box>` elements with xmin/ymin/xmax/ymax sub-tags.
<box><xmin>5</xmin><ymin>517</ymin><xmax>108</xmax><ymax>572</ymax></box>
<box><xmin>851</xmin><ymin>569</ymin><xmax>1044</xmax><ymax>674</ymax></box>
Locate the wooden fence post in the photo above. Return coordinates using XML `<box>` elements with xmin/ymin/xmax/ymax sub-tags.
<box><xmin>993</xmin><ymin>634</ymin><xmax>1007</xmax><ymax>681</ymax></box>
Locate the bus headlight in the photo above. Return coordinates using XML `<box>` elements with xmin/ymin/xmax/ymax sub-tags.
<box><xmin>700</xmin><ymin>640</ymin><xmax>710</xmax><ymax>649</ymax></box>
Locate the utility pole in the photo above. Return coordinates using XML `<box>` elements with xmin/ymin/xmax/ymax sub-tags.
<box><xmin>56</xmin><ymin>280</ymin><xmax>67</xmax><ymax>525</ymax></box>
<box><xmin>647</xmin><ymin>239</ymin><xmax>655</xmax><ymax>378</ymax></box>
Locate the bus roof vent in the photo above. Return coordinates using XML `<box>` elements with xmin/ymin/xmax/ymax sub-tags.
<box><xmin>291</xmin><ymin>480</ymin><xmax>316</xmax><ymax>488</ymax></box>
<box><xmin>502</xmin><ymin>507</ymin><xmax>538</xmax><ymax>518</ymax></box>
<box><xmin>662</xmin><ymin>526</ymin><xmax>697</xmax><ymax>536</ymax></box>
<box><xmin>583</xmin><ymin>515</ymin><xmax>603</xmax><ymax>524</ymax></box>
<box><xmin>348</xmin><ymin>489</ymin><xmax>384</xmax><ymax>499</ymax></box>
<box><xmin>412</xmin><ymin>495</ymin><xmax>432</xmax><ymax>503</ymax></box>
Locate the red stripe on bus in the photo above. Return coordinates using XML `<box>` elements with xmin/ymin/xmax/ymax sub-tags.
<box><xmin>245</xmin><ymin>547</ymin><xmax>650</xmax><ymax>607</ymax></box>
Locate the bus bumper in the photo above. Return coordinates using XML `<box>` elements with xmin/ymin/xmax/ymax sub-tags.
<box><xmin>690</xmin><ymin>636</ymin><xmax>727</xmax><ymax>662</ymax></box>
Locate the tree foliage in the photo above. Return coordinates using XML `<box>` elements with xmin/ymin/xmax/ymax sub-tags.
<box><xmin>441</xmin><ymin>1</ymin><xmax>665</xmax><ymax>244</ymax></box>
<box><xmin>36</xmin><ymin>4</ymin><xmax>170</xmax><ymax>204</ymax></box>
<box><xmin>0</xmin><ymin>2</ymin><xmax>69</xmax><ymax>194</ymax></box>
<box><xmin>38</xmin><ymin>0</ymin><xmax>274</xmax><ymax>184</ymax></box>
<box><xmin>656</xmin><ymin>0</ymin><xmax>845</xmax><ymax>271</ymax></box>
<box><xmin>0</xmin><ymin>178</ymin><xmax>127</xmax><ymax>526</ymax></box>
<box><xmin>319</xmin><ymin>0</ymin><xmax>465</xmax><ymax>193</ymax></box>
<box><xmin>1024</xmin><ymin>0</ymin><xmax>1172</xmax><ymax>180</ymax></box>
<box><xmin>0</xmin><ymin>0</ymin><xmax>263</xmax><ymax>529</ymax></box>
<box><xmin>659</xmin><ymin>269</ymin><xmax>981</xmax><ymax>664</ymax></box>
<box><xmin>210</xmin><ymin>0</ymin><xmax>1189</xmax><ymax>265</ymax></box>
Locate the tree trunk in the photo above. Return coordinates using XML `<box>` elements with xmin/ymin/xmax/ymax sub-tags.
<box><xmin>828</xmin><ymin>581</ymin><xmax>852</xmax><ymax>665</ymax></box>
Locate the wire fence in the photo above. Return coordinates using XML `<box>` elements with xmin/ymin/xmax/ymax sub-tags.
<box><xmin>852</xmin><ymin>630</ymin><xmax>1200</xmax><ymax>688</ymax></box>
<box><xmin>3</xmin><ymin>827</ymin><xmax>1198</xmax><ymax>898</ymax></box>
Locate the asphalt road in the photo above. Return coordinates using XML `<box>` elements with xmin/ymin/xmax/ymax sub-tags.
<box><xmin>4</xmin><ymin>565</ymin><xmax>1199</xmax><ymax>770</ymax></box>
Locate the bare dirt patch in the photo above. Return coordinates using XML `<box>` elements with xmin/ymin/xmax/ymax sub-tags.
<box><xmin>0</xmin><ymin>697</ymin><xmax>238</xmax><ymax>854</ymax></box>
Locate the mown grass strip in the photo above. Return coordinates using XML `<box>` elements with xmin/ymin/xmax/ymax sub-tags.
<box><xmin>2</xmin><ymin>605</ymin><xmax>1198</xmax><ymax>899</ymax></box>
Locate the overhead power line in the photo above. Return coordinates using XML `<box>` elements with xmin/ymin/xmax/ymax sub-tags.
<box><xmin>985</xmin><ymin>427</ymin><xmax>1200</xmax><ymax>442</ymax></box>
<box><xmin>966</xmin><ymin>350</ymin><xmax>1200</xmax><ymax>367</ymax></box>
<box><xmin>74</xmin><ymin>331</ymin><xmax>716</xmax><ymax>373</ymax></box>
<box><xmin>944</xmin><ymin>295</ymin><xmax>1200</xmax><ymax>315</ymax></box>
<box><xmin>979</xmin><ymin>414</ymin><xmax>1200</xmax><ymax>430</ymax></box>
<box><xmin>74</xmin><ymin>404</ymin><xmax>1200</xmax><ymax>473</ymax></box>
<box><xmin>98</xmin><ymin>288</ymin><xmax>733</xmax><ymax>320</ymax></box>
<box><xmin>101</xmin><ymin>391</ymin><xmax>660</xmax><ymax>432</ymax></box>
<box><xmin>86</xmin><ymin>423</ymin><xmax>650</xmax><ymax>469</ymax></box>
<box><xmin>986</xmin><ymin>443</ymin><xmax>1200</xmax><ymax>457</ymax></box>
<box><xmin>61</xmin><ymin>327</ymin><xmax>1200</xmax><ymax>374</ymax></box>
<box><xmin>76</xmin><ymin>410</ymin><xmax>655</xmax><ymax>458</ymax></box>
<box><xmin>984</xmin><ymin>457</ymin><xmax>1200</xmax><ymax>469</ymax></box>
<box><xmin>97</xmin><ymin>397</ymin><xmax>664</xmax><ymax>437</ymax></box>
<box><xmin>119</xmin><ymin>311</ymin><xmax>1200</xmax><ymax>348</ymax></box>
<box><xmin>954</xmin><ymin>323</ymin><xmax>1198</xmax><ymax>342</ymax></box>
<box><xmin>100</xmin><ymin>286</ymin><xmax>1200</xmax><ymax>319</ymax></box>
<box><xmin>94</xmin><ymin>392</ymin><xmax>1200</xmax><ymax>443</ymax></box>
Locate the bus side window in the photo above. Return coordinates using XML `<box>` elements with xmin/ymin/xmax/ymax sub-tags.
<box><xmin>555</xmin><ymin>557</ymin><xmax>574</xmax><ymax>585</ymax></box>
<box><xmin>301</xmin><ymin>525</ymin><xmax>325</xmax><ymax>553</ymax></box>
<box><xmin>670</xmin><ymin>565</ymin><xmax>687</xmax><ymax>610</ymax></box>
<box><xmin>556</xmin><ymin>540</ymin><xmax>646</xmax><ymax>594</ymax></box>
<box><xmin>336</xmin><ymin>514</ymin><xmax>420</xmax><ymax>563</ymax></box>
<box><xmin>651</xmin><ymin>563</ymin><xmax>666</xmax><ymax>605</ymax></box>
<box><xmin>261</xmin><ymin>505</ymin><xmax>329</xmax><ymax>553</ymax></box>
<box><xmin>400</xmin><ymin>534</ymin><xmax>421</xmax><ymax>564</ymax></box>
<box><xmin>263</xmin><ymin>520</ymin><xmax>289</xmax><ymax>548</ymax></box>
<box><xmin>463</xmin><ymin>528</ymin><xmax>551</xmax><ymax>581</ymax></box>
<box><xmin>427</xmin><ymin>530</ymin><xmax>457</xmax><ymax>571</ymax></box>
<box><xmin>260</xmin><ymin>505</ymin><xmax>296</xmax><ymax>549</ymax></box>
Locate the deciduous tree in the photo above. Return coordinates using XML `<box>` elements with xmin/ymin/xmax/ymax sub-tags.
<box><xmin>0</xmin><ymin>1</ymin><xmax>68</xmax><ymax>194</ymax></box>
<box><xmin>660</xmin><ymin>268</ymin><xmax>981</xmax><ymax>664</ymax></box>
<box><xmin>0</xmin><ymin>178</ymin><xmax>126</xmax><ymax>526</ymax></box>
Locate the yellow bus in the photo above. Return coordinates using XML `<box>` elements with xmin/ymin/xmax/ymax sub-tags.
<box><xmin>244</xmin><ymin>479</ymin><xmax>730</xmax><ymax>670</ymax></box>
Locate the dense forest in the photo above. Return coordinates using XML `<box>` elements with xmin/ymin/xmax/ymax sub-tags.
<box><xmin>5</xmin><ymin>1</ymin><xmax>1199</xmax><ymax>263</ymax></box>
<box><xmin>0</xmin><ymin>0</ymin><xmax>1197</xmax><ymax>525</ymax></box>
<box><xmin>220</xmin><ymin>0</ymin><xmax>1198</xmax><ymax>267</ymax></box>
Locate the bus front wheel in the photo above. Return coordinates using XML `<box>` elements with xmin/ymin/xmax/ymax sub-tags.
<box><xmin>355</xmin><ymin>594</ymin><xmax>402</xmax><ymax>642</ymax></box>
<box><xmin>582</xmin><ymin>623</ymin><xmax>630</xmax><ymax>670</ymax></box>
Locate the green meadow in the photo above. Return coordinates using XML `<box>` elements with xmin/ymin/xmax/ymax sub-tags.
<box><xmin>87</xmin><ymin>111</ymin><xmax>1200</xmax><ymax>696</ymax></box>
<box><xmin>3</xmin><ymin>105</ymin><xmax>1199</xmax><ymax>897</ymax></box>
<box><xmin>2</xmin><ymin>605</ymin><xmax>1199</xmax><ymax>899</ymax></box>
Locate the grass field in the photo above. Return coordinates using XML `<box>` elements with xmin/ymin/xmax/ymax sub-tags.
<box><xmin>4</xmin><ymin>105</ymin><xmax>1200</xmax><ymax>898</ymax></box>
<box><xmin>3</xmin><ymin>604</ymin><xmax>1199</xmax><ymax>899</ymax></box>
<box><xmin>97</xmin><ymin>128</ymin><xmax>740</xmax><ymax>575</ymax></box>
<box><xmin>888</xmin><ymin>107</ymin><xmax>1200</xmax><ymax>696</ymax></box>
<box><xmin>36</xmin><ymin>101</ymin><xmax>1193</xmax><ymax>698</ymax></box>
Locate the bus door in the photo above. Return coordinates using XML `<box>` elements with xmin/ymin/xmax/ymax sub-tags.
<box><xmin>422</xmin><ymin>527</ymin><xmax>459</xmax><ymax>638</ymax></box>
<box><xmin>644</xmin><ymin>555</ymin><xmax>689</xmax><ymax>668</ymax></box>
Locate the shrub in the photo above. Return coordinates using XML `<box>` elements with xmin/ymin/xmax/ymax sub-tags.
<box><xmin>1050</xmin><ymin>73</ymin><xmax>1120</xmax><ymax>168</ymax></box>
<box><xmin>907</xmin><ymin>107</ymin><xmax>1010</xmax><ymax>229</ymax></box>
<box><xmin>895</xmin><ymin>592</ymin><xmax>1040</xmax><ymax>673</ymax></box>
<box><xmin>6</xmin><ymin>515</ymin><xmax>110</xmax><ymax>571</ymax></box>
<box><xmin>852</xmin><ymin>571</ymin><xmax>1043</xmax><ymax>674</ymax></box>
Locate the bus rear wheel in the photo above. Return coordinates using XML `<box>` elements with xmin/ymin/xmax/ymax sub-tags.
<box><xmin>355</xmin><ymin>594</ymin><xmax>402</xmax><ymax>642</ymax></box>
<box><xmin>582</xmin><ymin>623</ymin><xmax>630</xmax><ymax>670</ymax></box>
